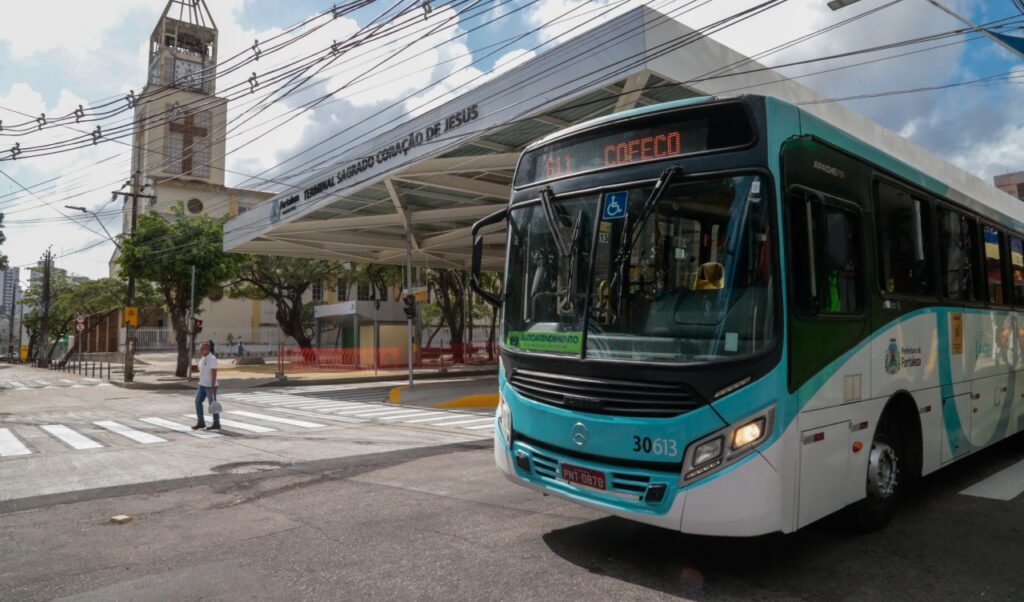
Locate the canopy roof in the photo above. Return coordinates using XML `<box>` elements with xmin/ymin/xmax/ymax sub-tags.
<box><xmin>225</xmin><ymin>6</ymin><xmax>1017</xmax><ymax>271</ymax></box>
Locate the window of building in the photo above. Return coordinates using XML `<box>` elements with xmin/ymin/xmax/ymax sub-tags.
<box><xmin>875</xmin><ymin>182</ymin><xmax>932</xmax><ymax>295</ymax></box>
<box><xmin>984</xmin><ymin>225</ymin><xmax>1006</xmax><ymax>305</ymax></box>
<box><xmin>312</xmin><ymin>280</ymin><xmax>324</xmax><ymax>302</ymax></box>
<box><xmin>357</xmin><ymin>282</ymin><xmax>371</xmax><ymax>301</ymax></box>
<box><xmin>788</xmin><ymin>191</ymin><xmax>862</xmax><ymax>314</ymax></box>
<box><xmin>336</xmin><ymin>278</ymin><xmax>348</xmax><ymax>302</ymax></box>
<box><xmin>1011</xmin><ymin>236</ymin><xmax>1024</xmax><ymax>305</ymax></box>
<box><xmin>937</xmin><ymin>208</ymin><xmax>982</xmax><ymax>302</ymax></box>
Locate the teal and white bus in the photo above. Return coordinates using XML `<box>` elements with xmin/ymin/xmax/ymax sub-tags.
<box><xmin>469</xmin><ymin>94</ymin><xmax>1024</xmax><ymax>536</ymax></box>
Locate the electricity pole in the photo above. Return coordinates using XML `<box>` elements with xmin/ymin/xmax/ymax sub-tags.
<box><xmin>111</xmin><ymin>171</ymin><xmax>155</xmax><ymax>382</ymax></box>
<box><xmin>37</xmin><ymin>248</ymin><xmax>51</xmax><ymax>367</ymax></box>
<box><xmin>188</xmin><ymin>265</ymin><xmax>196</xmax><ymax>381</ymax></box>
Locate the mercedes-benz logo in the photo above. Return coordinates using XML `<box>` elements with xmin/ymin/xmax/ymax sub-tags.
<box><xmin>571</xmin><ymin>422</ymin><xmax>588</xmax><ymax>447</ymax></box>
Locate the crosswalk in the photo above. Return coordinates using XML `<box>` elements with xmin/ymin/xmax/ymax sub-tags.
<box><xmin>220</xmin><ymin>389</ymin><xmax>496</xmax><ymax>433</ymax></box>
<box><xmin>0</xmin><ymin>391</ymin><xmax>494</xmax><ymax>460</ymax></box>
<box><xmin>0</xmin><ymin>378</ymin><xmax>113</xmax><ymax>390</ymax></box>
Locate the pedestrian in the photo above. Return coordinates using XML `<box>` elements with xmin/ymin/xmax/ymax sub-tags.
<box><xmin>192</xmin><ymin>341</ymin><xmax>221</xmax><ymax>430</ymax></box>
<box><xmin>236</xmin><ymin>339</ymin><xmax>244</xmax><ymax>359</ymax></box>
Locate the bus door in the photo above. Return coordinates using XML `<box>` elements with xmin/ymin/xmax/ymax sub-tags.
<box><xmin>785</xmin><ymin>188</ymin><xmax>868</xmax><ymax>405</ymax></box>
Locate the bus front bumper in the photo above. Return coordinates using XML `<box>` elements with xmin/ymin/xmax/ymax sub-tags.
<box><xmin>495</xmin><ymin>427</ymin><xmax>785</xmax><ymax>537</ymax></box>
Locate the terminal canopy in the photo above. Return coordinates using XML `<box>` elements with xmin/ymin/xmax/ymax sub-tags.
<box><xmin>225</xmin><ymin>6</ymin><xmax>1017</xmax><ymax>271</ymax></box>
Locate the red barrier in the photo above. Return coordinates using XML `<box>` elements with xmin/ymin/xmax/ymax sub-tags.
<box><xmin>277</xmin><ymin>342</ymin><xmax>498</xmax><ymax>374</ymax></box>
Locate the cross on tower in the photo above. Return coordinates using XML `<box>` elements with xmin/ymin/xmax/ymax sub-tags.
<box><xmin>169</xmin><ymin>112</ymin><xmax>208</xmax><ymax>175</ymax></box>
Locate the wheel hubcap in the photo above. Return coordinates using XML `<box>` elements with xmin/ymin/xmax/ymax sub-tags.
<box><xmin>867</xmin><ymin>440</ymin><xmax>899</xmax><ymax>499</ymax></box>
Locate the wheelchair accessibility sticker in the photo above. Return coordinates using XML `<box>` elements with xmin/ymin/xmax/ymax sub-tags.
<box><xmin>602</xmin><ymin>191</ymin><xmax>627</xmax><ymax>221</ymax></box>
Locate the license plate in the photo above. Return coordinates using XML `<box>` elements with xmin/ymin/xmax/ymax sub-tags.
<box><xmin>561</xmin><ymin>463</ymin><xmax>606</xmax><ymax>490</ymax></box>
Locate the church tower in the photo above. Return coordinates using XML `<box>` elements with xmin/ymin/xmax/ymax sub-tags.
<box><xmin>131</xmin><ymin>0</ymin><xmax>228</xmax><ymax>197</ymax></box>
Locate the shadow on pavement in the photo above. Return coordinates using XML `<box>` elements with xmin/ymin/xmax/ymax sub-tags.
<box><xmin>542</xmin><ymin>435</ymin><xmax>1024</xmax><ymax>600</ymax></box>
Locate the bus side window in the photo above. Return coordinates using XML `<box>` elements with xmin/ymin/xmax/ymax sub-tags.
<box><xmin>937</xmin><ymin>208</ymin><xmax>982</xmax><ymax>302</ymax></box>
<box><xmin>820</xmin><ymin>207</ymin><xmax>861</xmax><ymax>313</ymax></box>
<box><xmin>874</xmin><ymin>181</ymin><xmax>933</xmax><ymax>296</ymax></box>
<box><xmin>984</xmin><ymin>225</ymin><xmax>1006</xmax><ymax>305</ymax></box>
<box><xmin>787</xmin><ymin>191</ymin><xmax>862</xmax><ymax>314</ymax></box>
<box><xmin>787</xmin><ymin>191</ymin><xmax>820</xmax><ymax>314</ymax></box>
<box><xmin>1011</xmin><ymin>235</ymin><xmax>1024</xmax><ymax>306</ymax></box>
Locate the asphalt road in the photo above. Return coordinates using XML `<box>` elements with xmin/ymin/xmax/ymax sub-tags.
<box><xmin>3</xmin><ymin>364</ymin><xmax>1024</xmax><ymax>601</ymax></box>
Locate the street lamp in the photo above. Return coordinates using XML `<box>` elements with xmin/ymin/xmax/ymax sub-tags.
<box><xmin>65</xmin><ymin>205</ymin><xmax>120</xmax><ymax>249</ymax></box>
<box><xmin>829</xmin><ymin>0</ymin><xmax>1024</xmax><ymax>60</ymax></box>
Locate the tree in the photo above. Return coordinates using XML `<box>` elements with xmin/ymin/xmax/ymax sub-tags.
<box><xmin>19</xmin><ymin>274</ymin><xmax>153</xmax><ymax>363</ymax></box>
<box><xmin>228</xmin><ymin>255</ymin><xmax>342</xmax><ymax>349</ymax></box>
<box><xmin>0</xmin><ymin>213</ymin><xmax>8</xmax><ymax>271</ymax></box>
<box><xmin>20</xmin><ymin>270</ymin><xmax>73</xmax><ymax>363</ymax></box>
<box><xmin>473</xmin><ymin>272</ymin><xmax>501</xmax><ymax>360</ymax></box>
<box><xmin>427</xmin><ymin>268</ymin><xmax>467</xmax><ymax>363</ymax></box>
<box><xmin>348</xmin><ymin>263</ymin><xmax>403</xmax><ymax>301</ymax></box>
<box><xmin>118</xmin><ymin>205</ymin><xmax>235</xmax><ymax>377</ymax></box>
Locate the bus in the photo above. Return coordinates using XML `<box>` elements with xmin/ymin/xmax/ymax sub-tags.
<box><xmin>469</xmin><ymin>94</ymin><xmax>1024</xmax><ymax>536</ymax></box>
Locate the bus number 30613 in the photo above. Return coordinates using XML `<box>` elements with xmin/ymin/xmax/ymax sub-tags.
<box><xmin>633</xmin><ymin>436</ymin><xmax>678</xmax><ymax>457</ymax></box>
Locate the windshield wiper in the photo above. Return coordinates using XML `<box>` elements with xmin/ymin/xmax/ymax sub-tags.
<box><xmin>539</xmin><ymin>187</ymin><xmax>569</xmax><ymax>257</ymax></box>
<box><xmin>558</xmin><ymin>209</ymin><xmax>586</xmax><ymax>315</ymax></box>
<box><xmin>609</xmin><ymin>166</ymin><xmax>682</xmax><ymax>321</ymax></box>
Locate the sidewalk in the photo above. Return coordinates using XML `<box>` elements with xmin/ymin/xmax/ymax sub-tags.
<box><xmin>114</xmin><ymin>352</ymin><xmax>498</xmax><ymax>390</ymax></box>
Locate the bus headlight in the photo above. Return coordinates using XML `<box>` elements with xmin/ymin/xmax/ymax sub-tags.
<box><xmin>497</xmin><ymin>394</ymin><xmax>513</xmax><ymax>443</ymax></box>
<box><xmin>732</xmin><ymin>418</ymin><xmax>765</xmax><ymax>450</ymax></box>
<box><xmin>693</xmin><ymin>437</ymin><xmax>723</xmax><ymax>466</ymax></box>
<box><xmin>682</xmin><ymin>405</ymin><xmax>775</xmax><ymax>485</ymax></box>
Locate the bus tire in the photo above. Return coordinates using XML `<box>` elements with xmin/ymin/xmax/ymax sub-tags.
<box><xmin>852</xmin><ymin>415</ymin><xmax>903</xmax><ymax>532</ymax></box>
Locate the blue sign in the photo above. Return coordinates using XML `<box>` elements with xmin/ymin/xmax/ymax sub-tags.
<box><xmin>602</xmin><ymin>191</ymin><xmax>628</xmax><ymax>221</ymax></box>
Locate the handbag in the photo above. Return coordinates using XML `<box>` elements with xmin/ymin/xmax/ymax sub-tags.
<box><xmin>209</xmin><ymin>388</ymin><xmax>223</xmax><ymax>414</ymax></box>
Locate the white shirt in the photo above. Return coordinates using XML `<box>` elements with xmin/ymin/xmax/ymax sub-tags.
<box><xmin>198</xmin><ymin>353</ymin><xmax>218</xmax><ymax>387</ymax></box>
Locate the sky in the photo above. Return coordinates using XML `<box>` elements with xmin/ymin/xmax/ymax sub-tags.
<box><xmin>0</xmin><ymin>0</ymin><xmax>1021</xmax><ymax>282</ymax></box>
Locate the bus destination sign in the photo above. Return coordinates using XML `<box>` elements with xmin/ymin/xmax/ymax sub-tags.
<box><xmin>517</xmin><ymin>119</ymin><xmax>707</xmax><ymax>186</ymax></box>
<box><xmin>514</xmin><ymin>102</ymin><xmax>754</xmax><ymax>187</ymax></box>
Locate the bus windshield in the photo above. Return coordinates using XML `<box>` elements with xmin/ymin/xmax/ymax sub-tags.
<box><xmin>503</xmin><ymin>174</ymin><xmax>776</xmax><ymax>363</ymax></box>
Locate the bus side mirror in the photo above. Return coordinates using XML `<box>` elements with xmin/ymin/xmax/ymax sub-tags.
<box><xmin>470</xmin><ymin>207</ymin><xmax>508</xmax><ymax>308</ymax></box>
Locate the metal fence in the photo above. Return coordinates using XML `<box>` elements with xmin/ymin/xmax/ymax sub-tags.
<box><xmin>128</xmin><ymin>326</ymin><xmax>298</xmax><ymax>353</ymax></box>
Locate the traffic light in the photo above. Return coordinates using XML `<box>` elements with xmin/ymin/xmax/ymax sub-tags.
<box><xmin>194</xmin><ymin>318</ymin><xmax>204</xmax><ymax>334</ymax></box>
<box><xmin>402</xmin><ymin>294</ymin><xmax>417</xmax><ymax>320</ymax></box>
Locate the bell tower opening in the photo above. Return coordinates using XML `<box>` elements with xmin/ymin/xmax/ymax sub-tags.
<box><xmin>147</xmin><ymin>0</ymin><xmax>218</xmax><ymax>94</ymax></box>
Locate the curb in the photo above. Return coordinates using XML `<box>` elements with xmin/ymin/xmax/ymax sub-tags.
<box><xmin>109</xmin><ymin>366</ymin><xmax>498</xmax><ymax>391</ymax></box>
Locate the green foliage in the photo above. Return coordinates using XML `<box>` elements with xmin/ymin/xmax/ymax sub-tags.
<box><xmin>228</xmin><ymin>255</ymin><xmax>343</xmax><ymax>348</ymax></box>
<box><xmin>118</xmin><ymin>206</ymin><xmax>234</xmax><ymax>315</ymax></box>
<box><xmin>22</xmin><ymin>274</ymin><xmax>129</xmax><ymax>361</ymax></box>
<box><xmin>118</xmin><ymin>204</ymin><xmax>234</xmax><ymax>375</ymax></box>
<box><xmin>348</xmin><ymin>263</ymin><xmax>403</xmax><ymax>300</ymax></box>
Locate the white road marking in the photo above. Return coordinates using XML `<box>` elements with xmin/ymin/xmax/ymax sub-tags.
<box><xmin>139</xmin><ymin>417</ymin><xmax>221</xmax><ymax>438</ymax></box>
<box><xmin>93</xmin><ymin>421</ymin><xmax>167</xmax><ymax>444</ymax></box>
<box><xmin>0</xmin><ymin>428</ymin><xmax>33</xmax><ymax>456</ymax></box>
<box><xmin>41</xmin><ymin>425</ymin><xmax>103</xmax><ymax>450</ymax></box>
<box><xmin>268</xmin><ymin>407</ymin><xmax>366</xmax><ymax>424</ymax></box>
<box><xmin>188</xmin><ymin>415</ymin><xmax>277</xmax><ymax>433</ymax></box>
<box><xmin>402</xmin><ymin>414</ymin><xmax>466</xmax><ymax>424</ymax></box>
<box><xmin>428</xmin><ymin>417</ymin><xmax>495</xmax><ymax>427</ymax></box>
<box><xmin>59</xmin><ymin>379</ymin><xmax>76</xmax><ymax>384</ymax></box>
<box><xmin>228</xmin><ymin>411</ymin><xmax>325</xmax><ymax>428</ymax></box>
<box><xmin>960</xmin><ymin>458</ymin><xmax>1024</xmax><ymax>500</ymax></box>
<box><xmin>295</xmin><ymin>402</ymin><xmax>363</xmax><ymax>411</ymax></box>
<box><xmin>329</xmin><ymin>405</ymin><xmax>388</xmax><ymax>415</ymax></box>
<box><xmin>464</xmin><ymin>423</ymin><xmax>497</xmax><ymax>430</ymax></box>
<box><xmin>347</xmin><ymin>408</ymin><xmax>418</xmax><ymax>418</ymax></box>
<box><xmin>377</xmin><ymin>411</ymin><xmax>439</xmax><ymax>420</ymax></box>
<box><xmin>8</xmin><ymin>381</ymin><xmax>26</xmax><ymax>389</ymax></box>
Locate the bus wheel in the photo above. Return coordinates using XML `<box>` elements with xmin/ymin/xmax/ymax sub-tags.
<box><xmin>853</xmin><ymin>418</ymin><xmax>902</xmax><ymax>531</ymax></box>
